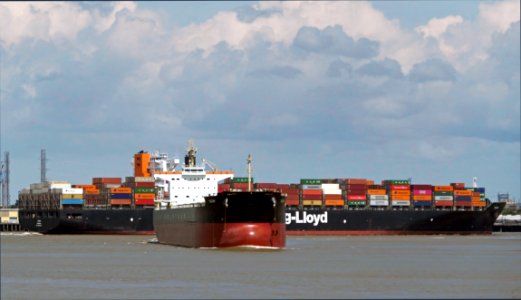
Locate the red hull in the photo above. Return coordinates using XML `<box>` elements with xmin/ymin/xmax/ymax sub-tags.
<box><xmin>287</xmin><ymin>230</ymin><xmax>493</xmax><ymax>236</ymax></box>
<box><xmin>155</xmin><ymin>222</ymin><xmax>286</xmax><ymax>248</ymax></box>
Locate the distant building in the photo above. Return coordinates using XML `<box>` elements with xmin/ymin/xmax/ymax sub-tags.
<box><xmin>498</xmin><ymin>193</ymin><xmax>519</xmax><ymax>210</ymax></box>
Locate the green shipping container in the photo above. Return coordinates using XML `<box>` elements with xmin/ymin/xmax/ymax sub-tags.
<box><xmin>134</xmin><ymin>188</ymin><xmax>156</xmax><ymax>194</ymax></box>
<box><xmin>300</xmin><ymin>179</ymin><xmax>322</xmax><ymax>185</ymax></box>
<box><xmin>233</xmin><ymin>177</ymin><xmax>254</xmax><ymax>183</ymax></box>
<box><xmin>434</xmin><ymin>191</ymin><xmax>453</xmax><ymax>196</ymax></box>
<box><xmin>347</xmin><ymin>201</ymin><xmax>367</xmax><ymax>206</ymax></box>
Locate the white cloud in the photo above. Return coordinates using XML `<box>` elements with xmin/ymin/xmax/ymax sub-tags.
<box><xmin>0</xmin><ymin>2</ymin><xmax>92</xmax><ymax>47</ymax></box>
<box><xmin>415</xmin><ymin>0</ymin><xmax>520</xmax><ymax>72</ymax></box>
<box><xmin>416</xmin><ymin>15</ymin><xmax>464</xmax><ymax>39</ymax></box>
<box><xmin>479</xmin><ymin>0</ymin><xmax>520</xmax><ymax>33</ymax></box>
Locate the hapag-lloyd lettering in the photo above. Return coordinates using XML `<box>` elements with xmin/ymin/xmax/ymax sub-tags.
<box><xmin>285</xmin><ymin>211</ymin><xmax>328</xmax><ymax>226</ymax></box>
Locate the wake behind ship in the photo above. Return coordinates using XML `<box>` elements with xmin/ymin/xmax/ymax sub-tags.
<box><xmin>152</xmin><ymin>142</ymin><xmax>286</xmax><ymax>248</ymax></box>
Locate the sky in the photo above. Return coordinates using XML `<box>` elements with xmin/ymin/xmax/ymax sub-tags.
<box><xmin>0</xmin><ymin>1</ymin><xmax>519</xmax><ymax>204</ymax></box>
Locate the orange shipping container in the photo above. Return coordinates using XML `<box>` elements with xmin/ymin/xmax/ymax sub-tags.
<box><xmin>391</xmin><ymin>190</ymin><xmax>411</xmax><ymax>196</ymax></box>
<box><xmin>325</xmin><ymin>200</ymin><xmax>344</xmax><ymax>206</ymax></box>
<box><xmin>84</xmin><ymin>188</ymin><xmax>100</xmax><ymax>195</ymax></box>
<box><xmin>367</xmin><ymin>189</ymin><xmax>386</xmax><ymax>195</ymax></box>
<box><xmin>73</xmin><ymin>184</ymin><xmax>96</xmax><ymax>190</ymax></box>
<box><xmin>471</xmin><ymin>201</ymin><xmax>486</xmax><ymax>207</ymax></box>
<box><xmin>434</xmin><ymin>185</ymin><xmax>454</xmax><ymax>192</ymax></box>
<box><xmin>134</xmin><ymin>193</ymin><xmax>155</xmax><ymax>200</ymax></box>
<box><xmin>110</xmin><ymin>187</ymin><xmax>132</xmax><ymax>194</ymax></box>
<box><xmin>413</xmin><ymin>195</ymin><xmax>433</xmax><ymax>201</ymax></box>
<box><xmin>391</xmin><ymin>195</ymin><xmax>410</xmax><ymax>201</ymax></box>
<box><xmin>110</xmin><ymin>199</ymin><xmax>131</xmax><ymax>205</ymax></box>
<box><xmin>454</xmin><ymin>190</ymin><xmax>472</xmax><ymax>196</ymax></box>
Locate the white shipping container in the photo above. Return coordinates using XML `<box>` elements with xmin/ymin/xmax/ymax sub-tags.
<box><xmin>321</xmin><ymin>183</ymin><xmax>340</xmax><ymax>189</ymax></box>
<box><xmin>301</xmin><ymin>184</ymin><xmax>322</xmax><ymax>190</ymax></box>
<box><xmin>392</xmin><ymin>200</ymin><xmax>410</xmax><ymax>206</ymax></box>
<box><xmin>370</xmin><ymin>200</ymin><xmax>389</xmax><ymax>206</ymax></box>
<box><xmin>369</xmin><ymin>194</ymin><xmax>389</xmax><ymax>200</ymax></box>
<box><xmin>48</xmin><ymin>183</ymin><xmax>72</xmax><ymax>190</ymax></box>
<box><xmin>322</xmin><ymin>189</ymin><xmax>342</xmax><ymax>195</ymax></box>
<box><xmin>62</xmin><ymin>188</ymin><xmax>83</xmax><ymax>195</ymax></box>
<box><xmin>434</xmin><ymin>195</ymin><xmax>453</xmax><ymax>201</ymax></box>
<box><xmin>133</xmin><ymin>176</ymin><xmax>155</xmax><ymax>183</ymax></box>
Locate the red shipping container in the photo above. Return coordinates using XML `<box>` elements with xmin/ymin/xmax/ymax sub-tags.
<box><xmin>434</xmin><ymin>200</ymin><xmax>454</xmax><ymax>207</ymax></box>
<box><xmin>285</xmin><ymin>199</ymin><xmax>300</xmax><ymax>206</ymax></box>
<box><xmin>301</xmin><ymin>189</ymin><xmax>323</xmax><ymax>195</ymax></box>
<box><xmin>286</xmin><ymin>195</ymin><xmax>300</xmax><ymax>201</ymax></box>
<box><xmin>451</xmin><ymin>183</ymin><xmax>465</xmax><ymax>189</ymax></box>
<box><xmin>389</xmin><ymin>184</ymin><xmax>410</xmax><ymax>190</ymax></box>
<box><xmin>135</xmin><ymin>198</ymin><xmax>154</xmax><ymax>205</ymax></box>
<box><xmin>93</xmin><ymin>177</ymin><xmax>122</xmax><ymax>185</ymax></box>
<box><xmin>302</xmin><ymin>194</ymin><xmax>322</xmax><ymax>200</ymax></box>
<box><xmin>323</xmin><ymin>194</ymin><xmax>343</xmax><ymax>200</ymax></box>
<box><xmin>454</xmin><ymin>200</ymin><xmax>472</xmax><ymax>207</ymax></box>
<box><xmin>347</xmin><ymin>195</ymin><xmax>366</xmax><ymax>200</ymax></box>
<box><xmin>411</xmin><ymin>184</ymin><xmax>432</xmax><ymax>190</ymax></box>
<box><xmin>346</xmin><ymin>179</ymin><xmax>367</xmax><ymax>184</ymax></box>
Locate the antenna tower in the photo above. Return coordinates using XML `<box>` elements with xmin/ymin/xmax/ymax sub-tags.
<box><xmin>1</xmin><ymin>152</ymin><xmax>9</xmax><ymax>207</ymax></box>
<box><xmin>41</xmin><ymin>149</ymin><xmax>47</xmax><ymax>183</ymax></box>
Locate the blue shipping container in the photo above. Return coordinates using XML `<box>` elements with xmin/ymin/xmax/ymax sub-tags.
<box><xmin>474</xmin><ymin>187</ymin><xmax>485</xmax><ymax>193</ymax></box>
<box><xmin>413</xmin><ymin>201</ymin><xmax>432</xmax><ymax>207</ymax></box>
<box><xmin>455</xmin><ymin>196</ymin><xmax>472</xmax><ymax>201</ymax></box>
<box><xmin>110</xmin><ymin>193</ymin><xmax>132</xmax><ymax>199</ymax></box>
<box><xmin>62</xmin><ymin>199</ymin><xmax>84</xmax><ymax>205</ymax></box>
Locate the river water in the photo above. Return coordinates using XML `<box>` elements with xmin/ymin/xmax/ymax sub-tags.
<box><xmin>1</xmin><ymin>233</ymin><xmax>520</xmax><ymax>299</ymax></box>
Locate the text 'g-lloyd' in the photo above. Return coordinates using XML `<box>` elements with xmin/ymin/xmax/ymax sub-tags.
<box><xmin>285</xmin><ymin>211</ymin><xmax>328</xmax><ymax>226</ymax></box>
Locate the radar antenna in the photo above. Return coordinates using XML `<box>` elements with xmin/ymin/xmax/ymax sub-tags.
<box><xmin>185</xmin><ymin>139</ymin><xmax>197</xmax><ymax>167</ymax></box>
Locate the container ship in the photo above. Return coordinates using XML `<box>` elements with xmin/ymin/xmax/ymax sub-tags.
<box><xmin>152</xmin><ymin>142</ymin><xmax>286</xmax><ymax>248</ymax></box>
<box><xmin>240</xmin><ymin>178</ymin><xmax>505</xmax><ymax>235</ymax></box>
<box><xmin>17</xmin><ymin>153</ymin><xmax>158</xmax><ymax>234</ymax></box>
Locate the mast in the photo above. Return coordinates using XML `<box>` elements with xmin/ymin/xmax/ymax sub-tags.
<box><xmin>247</xmin><ymin>154</ymin><xmax>252</xmax><ymax>192</ymax></box>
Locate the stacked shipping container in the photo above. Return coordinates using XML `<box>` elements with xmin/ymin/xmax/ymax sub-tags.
<box><xmin>300</xmin><ymin>179</ymin><xmax>323</xmax><ymax>206</ymax></box>
<box><xmin>344</xmin><ymin>179</ymin><xmax>367</xmax><ymax>207</ymax></box>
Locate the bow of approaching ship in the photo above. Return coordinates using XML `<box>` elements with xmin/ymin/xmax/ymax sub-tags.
<box><xmin>152</xmin><ymin>142</ymin><xmax>286</xmax><ymax>248</ymax></box>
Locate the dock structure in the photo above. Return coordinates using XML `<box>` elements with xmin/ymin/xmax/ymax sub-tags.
<box><xmin>0</xmin><ymin>208</ymin><xmax>23</xmax><ymax>232</ymax></box>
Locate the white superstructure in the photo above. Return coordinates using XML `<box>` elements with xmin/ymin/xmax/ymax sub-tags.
<box><xmin>152</xmin><ymin>141</ymin><xmax>233</xmax><ymax>208</ymax></box>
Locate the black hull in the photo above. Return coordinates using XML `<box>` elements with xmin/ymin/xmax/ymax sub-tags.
<box><xmin>285</xmin><ymin>202</ymin><xmax>505</xmax><ymax>235</ymax></box>
<box><xmin>18</xmin><ymin>208</ymin><xmax>154</xmax><ymax>234</ymax></box>
<box><xmin>154</xmin><ymin>191</ymin><xmax>286</xmax><ymax>248</ymax></box>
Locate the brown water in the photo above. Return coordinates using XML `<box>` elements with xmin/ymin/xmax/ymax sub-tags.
<box><xmin>1</xmin><ymin>233</ymin><xmax>520</xmax><ymax>299</ymax></box>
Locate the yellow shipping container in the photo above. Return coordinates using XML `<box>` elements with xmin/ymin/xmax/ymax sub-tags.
<box><xmin>302</xmin><ymin>200</ymin><xmax>323</xmax><ymax>206</ymax></box>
